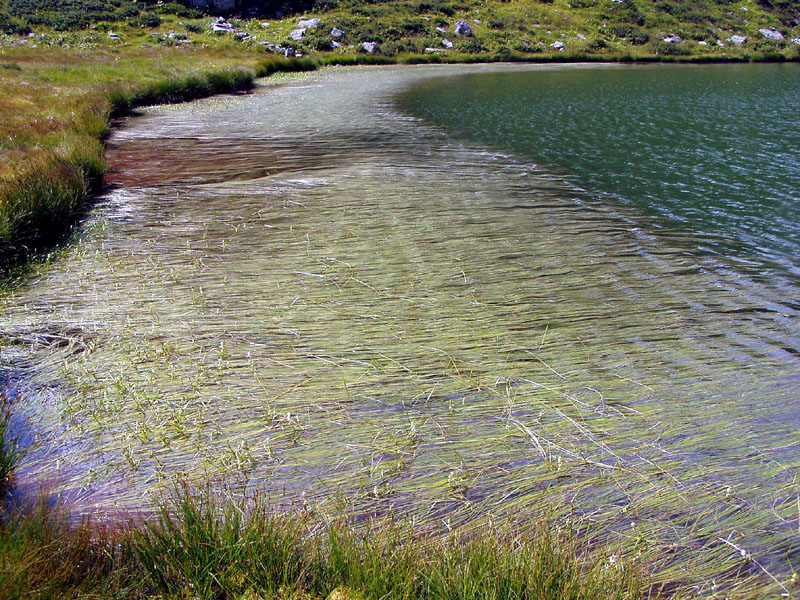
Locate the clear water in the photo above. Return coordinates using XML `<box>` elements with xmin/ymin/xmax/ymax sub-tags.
<box><xmin>1</xmin><ymin>64</ymin><xmax>798</xmax><ymax>596</ymax></box>
<box><xmin>397</xmin><ymin>63</ymin><xmax>800</xmax><ymax>281</ymax></box>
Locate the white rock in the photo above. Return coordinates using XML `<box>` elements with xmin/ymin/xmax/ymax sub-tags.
<box><xmin>331</xmin><ymin>27</ymin><xmax>344</xmax><ymax>39</ymax></box>
<box><xmin>698</xmin><ymin>40</ymin><xmax>707</xmax><ymax>45</ymax></box>
<box><xmin>662</xmin><ymin>35</ymin><xmax>683</xmax><ymax>43</ymax></box>
<box><xmin>436</xmin><ymin>26</ymin><xmax>446</xmax><ymax>34</ymax></box>
<box><xmin>260</xmin><ymin>22</ymin><xmax>270</xmax><ymax>28</ymax></box>
<box><xmin>759</xmin><ymin>28</ymin><xmax>784</xmax><ymax>41</ymax></box>
<box><xmin>551</xmin><ymin>41</ymin><xmax>564</xmax><ymax>49</ymax></box>
<box><xmin>298</xmin><ymin>18</ymin><xmax>321</xmax><ymax>28</ymax></box>
<box><xmin>290</xmin><ymin>28</ymin><xmax>306</xmax><ymax>41</ymax></box>
<box><xmin>442</xmin><ymin>38</ymin><xmax>454</xmax><ymax>48</ymax></box>
<box><xmin>454</xmin><ymin>20</ymin><xmax>473</xmax><ymax>36</ymax></box>
<box><xmin>727</xmin><ymin>35</ymin><xmax>747</xmax><ymax>45</ymax></box>
<box><xmin>576</xmin><ymin>33</ymin><xmax>586</xmax><ymax>40</ymax></box>
<box><xmin>362</xmin><ymin>41</ymin><xmax>378</xmax><ymax>53</ymax></box>
<box><xmin>792</xmin><ymin>37</ymin><xmax>800</xmax><ymax>45</ymax></box>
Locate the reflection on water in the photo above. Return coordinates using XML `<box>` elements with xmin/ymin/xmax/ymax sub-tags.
<box><xmin>1</xmin><ymin>65</ymin><xmax>799</xmax><ymax>596</ymax></box>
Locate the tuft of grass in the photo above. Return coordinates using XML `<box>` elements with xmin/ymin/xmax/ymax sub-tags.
<box><xmin>0</xmin><ymin>392</ymin><xmax>17</xmax><ymax>494</ymax></box>
<box><xmin>0</xmin><ymin>495</ymin><xmax>126</xmax><ymax>600</ymax></box>
<box><xmin>131</xmin><ymin>484</ymin><xmax>644</xmax><ymax>600</ymax></box>
<box><xmin>0</xmin><ymin>483</ymin><xmax>647</xmax><ymax>600</ymax></box>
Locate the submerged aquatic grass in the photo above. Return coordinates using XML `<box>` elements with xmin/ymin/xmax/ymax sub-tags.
<box><xmin>2</xmin><ymin>64</ymin><xmax>799</xmax><ymax>599</ymax></box>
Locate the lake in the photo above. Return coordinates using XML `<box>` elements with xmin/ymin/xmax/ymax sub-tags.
<box><xmin>1</xmin><ymin>64</ymin><xmax>798</xmax><ymax>596</ymax></box>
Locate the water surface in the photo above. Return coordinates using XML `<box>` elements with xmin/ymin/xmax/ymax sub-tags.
<box><xmin>1</xmin><ymin>64</ymin><xmax>798</xmax><ymax>596</ymax></box>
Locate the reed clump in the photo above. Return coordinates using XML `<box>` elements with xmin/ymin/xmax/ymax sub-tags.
<box><xmin>0</xmin><ymin>484</ymin><xmax>645</xmax><ymax>600</ymax></box>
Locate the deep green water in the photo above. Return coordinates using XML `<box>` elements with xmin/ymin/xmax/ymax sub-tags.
<box><xmin>1</xmin><ymin>64</ymin><xmax>799</xmax><ymax>596</ymax></box>
<box><xmin>397</xmin><ymin>63</ymin><xmax>800</xmax><ymax>281</ymax></box>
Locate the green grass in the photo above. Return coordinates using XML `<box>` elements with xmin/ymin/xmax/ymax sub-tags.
<box><xmin>0</xmin><ymin>484</ymin><xmax>645</xmax><ymax>600</ymax></box>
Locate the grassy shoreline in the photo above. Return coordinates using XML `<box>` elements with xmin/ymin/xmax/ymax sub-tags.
<box><xmin>0</xmin><ymin>52</ymin><xmax>318</xmax><ymax>271</ymax></box>
<box><xmin>1</xmin><ymin>45</ymin><xmax>796</xmax><ymax>272</ymax></box>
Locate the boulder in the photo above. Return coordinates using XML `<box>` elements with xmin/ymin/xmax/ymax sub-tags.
<box><xmin>442</xmin><ymin>38</ymin><xmax>454</xmax><ymax>48</ymax></box>
<box><xmin>727</xmin><ymin>35</ymin><xmax>747</xmax><ymax>45</ymax></box>
<box><xmin>436</xmin><ymin>26</ymin><xmax>446</xmax><ymax>34</ymax></box>
<box><xmin>298</xmin><ymin>18</ymin><xmax>321</xmax><ymax>28</ymax></box>
<box><xmin>212</xmin><ymin>18</ymin><xmax>235</xmax><ymax>33</ymax></box>
<box><xmin>759</xmin><ymin>28</ymin><xmax>784</xmax><ymax>41</ymax></box>
<box><xmin>107</xmin><ymin>32</ymin><xmax>121</xmax><ymax>40</ymax></box>
<box><xmin>284</xmin><ymin>47</ymin><xmax>296</xmax><ymax>57</ymax></box>
<box><xmin>331</xmin><ymin>27</ymin><xmax>344</xmax><ymax>39</ymax></box>
<box><xmin>331</xmin><ymin>40</ymin><xmax>342</xmax><ymax>48</ymax></box>
<box><xmin>792</xmin><ymin>37</ymin><xmax>800</xmax><ymax>45</ymax></box>
<box><xmin>290</xmin><ymin>28</ymin><xmax>306</xmax><ymax>41</ymax></box>
<box><xmin>661</xmin><ymin>35</ymin><xmax>682</xmax><ymax>43</ymax></box>
<box><xmin>454</xmin><ymin>20</ymin><xmax>473</xmax><ymax>36</ymax></box>
<box><xmin>551</xmin><ymin>41</ymin><xmax>564</xmax><ymax>49</ymax></box>
<box><xmin>361</xmin><ymin>41</ymin><xmax>378</xmax><ymax>53</ymax></box>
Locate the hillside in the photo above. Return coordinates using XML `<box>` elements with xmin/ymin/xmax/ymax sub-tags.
<box><xmin>2</xmin><ymin>0</ymin><xmax>799</xmax><ymax>60</ymax></box>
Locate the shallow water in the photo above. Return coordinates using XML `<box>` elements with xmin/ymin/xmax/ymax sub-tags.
<box><xmin>2</xmin><ymin>64</ymin><xmax>799</xmax><ymax>596</ymax></box>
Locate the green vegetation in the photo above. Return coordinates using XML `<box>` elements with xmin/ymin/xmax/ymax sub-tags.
<box><xmin>1</xmin><ymin>2</ymin><xmax>799</xmax><ymax>598</ymax></box>
<box><xmin>0</xmin><ymin>483</ymin><xmax>644</xmax><ymax>600</ymax></box>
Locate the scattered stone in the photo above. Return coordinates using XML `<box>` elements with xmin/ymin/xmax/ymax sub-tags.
<box><xmin>298</xmin><ymin>17</ymin><xmax>321</xmax><ymax>28</ymax></box>
<box><xmin>662</xmin><ymin>35</ymin><xmax>683</xmax><ymax>43</ymax></box>
<box><xmin>698</xmin><ymin>40</ymin><xmax>708</xmax><ymax>46</ymax></box>
<box><xmin>331</xmin><ymin>27</ymin><xmax>344</xmax><ymax>39</ymax></box>
<box><xmin>331</xmin><ymin>40</ymin><xmax>342</xmax><ymax>48</ymax></box>
<box><xmin>576</xmin><ymin>33</ymin><xmax>586</xmax><ymax>40</ymax></box>
<box><xmin>107</xmin><ymin>32</ymin><xmax>121</xmax><ymax>40</ymax></box>
<box><xmin>759</xmin><ymin>28</ymin><xmax>784</xmax><ymax>40</ymax></box>
<box><xmin>436</xmin><ymin>26</ymin><xmax>446</xmax><ymax>34</ymax></box>
<box><xmin>212</xmin><ymin>17</ymin><xmax>235</xmax><ymax>33</ymax></box>
<box><xmin>551</xmin><ymin>41</ymin><xmax>564</xmax><ymax>49</ymax></box>
<box><xmin>285</xmin><ymin>47</ymin><xmax>296</xmax><ymax>57</ymax></box>
<box><xmin>425</xmin><ymin>47</ymin><xmax>447</xmax><ymax>53</ymax></box>
<box><xmin>454</xmin><ymin>20</ymin><xmax>473</xmax><ymax>36</ymax></box>
<box><xmin>260</xmin><ymin>22</ymin><xmax>270</xmax><ymax>27</ymax></box>
<box><xmin>362</xmin><ymin>41</ymin><xmax>378</xmax><ymax>53</ymax></box>
<box><xmin>442</xmin><ymin>38</ymin><xmax>454</xmax><ymax>48</ymax></box>
<box><xmin>473</xmin><ymin>19</ymin><xmax>481</xmax><ymax>24</ymax></box>
<box><xmin>727</xmin><ymin>35</ymin><xmax>747</xmax><ymax>45</ymax></box>
<box><xmin>792</xmin><ymin>37</ymin><xmax>800</xmax><ymax>45</ymax></box>
<box><xmin>717</xmin><ymin>39</ymin><xmax>725</xmax><ymax>47</ymax></box>
<box><xmin>290</xmin><ymin>28</ymin><xmax>306</xmax><ymax>41</ymax></box>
